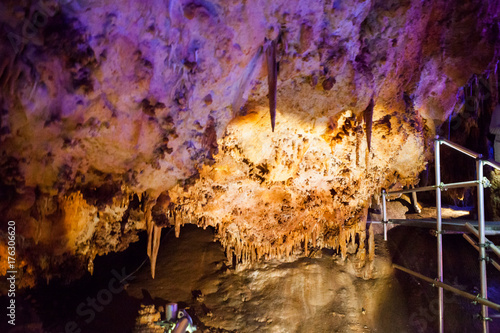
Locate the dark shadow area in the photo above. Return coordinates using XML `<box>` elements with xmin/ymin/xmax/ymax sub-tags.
<box><xmin>1</xmin><ymin>229</ymin><xmax>153</xmax><ymax>333</ymax></box>
<box><xmin>0</xmin><ymin>225</ymin><xmax>234</xmax><ymax>333</ymax></box>
<box><xmin>387</xmin><ymin>226</ymin><xmax>500</xmax><ymax>333</ymax></box>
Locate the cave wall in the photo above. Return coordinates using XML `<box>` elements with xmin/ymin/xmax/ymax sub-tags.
<box><xmin>0</xmin><ymin>0</ymin><xmax>499</xmax><ymax>286</ymax></box>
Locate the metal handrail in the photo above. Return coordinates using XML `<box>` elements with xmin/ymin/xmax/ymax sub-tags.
<box><xmin>465</xmin><ymin>223</ymin><xmax>500</xmax><ymax>259</ymax></box>
<box><xmin>386</xmin><ymin>180</ymin><xmax>481</xmax><ymax>196</ymax></box>
<box><xmin>463</xmin><ymin>234</ymin><xmax>500</xmax><ymax>272</ymax></box>
<box><xmin>484</xmin><ymin>159</ymin><xmax>500</xmax><ymax>171</ymax></box>
<box><xmin>386</xmin><ymin>185</ymin><xmax>436</xmax><ymax>196</ymax></box>
<box><xmin>437</xmin><ymin>137</ymin><xmax>482</xmax><ymax>159</ymax></box>
<box><xmin>393</xmin><ymin>264</ymin><xmax>500</xmax><ymax>311</ymax></box>
<box><xmin>380</xmin><ymin>136</ymin><xmax>498</xmax><ymax>333</ymax></box>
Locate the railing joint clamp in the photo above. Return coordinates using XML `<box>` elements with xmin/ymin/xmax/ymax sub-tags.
<box><xmin>477</xmin><ymin>312</ymin><xmax>493</xmax><ymax>322</ymax></box>
<box><xmin>481</xmin><ymin>177</ymin><xmax>491</xmax><ymax>188</ymax></box>
<box><xmin>433</xmin><ymin>230</ymin><xmax>444</xmax><ymax>236</ymax></box>
<box><xmin>479</xmin><ymin>255</ymin><xmax>491</xmax><ymax>263</ymax></box>
<box><xmin>478</xmin><ymin>242</ymin><xmax>491</xmax><ymax>249</ymax></box>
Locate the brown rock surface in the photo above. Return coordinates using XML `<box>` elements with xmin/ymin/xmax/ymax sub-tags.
<box><xmin>0</xmin><ymin>0</ymin><xmax>499</xmax><ymax>285</ymax></box>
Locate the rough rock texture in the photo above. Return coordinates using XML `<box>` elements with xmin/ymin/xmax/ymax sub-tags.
<box><xmin>125</xmin><ymin>225</ymin><xmax>408</xmax><ymax>333</ymax></box>
<box><xmin>134</xmin><ymin>305</ymin><xmax>164</xmax><ymax>333</ymax></box>
<box><xmin>0</xmin><ymin>0</ymin><xmax>499</xmax><ymax>285</ymax></box>
<box><xmin>168</xmin><ymin>104</ymin><xmax>424</xmax><ymax>264</ymax></box>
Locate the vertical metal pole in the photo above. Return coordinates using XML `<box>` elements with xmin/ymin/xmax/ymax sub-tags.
<box><xmin>435</xmin><ymin>138</ymin><xmax>444</xmax><ymax>333</ymax></box>
<box><xmin>382</xmin><ymin>189</ymin><xmax>387</xmax><ymax>241</ymax></box>
<box><xmin>412</xmin><ymin>190</ymin><xmax>421</xmax><ymax>213</ymax></box>
<box><xmin>477</xmin><ymin>159</ymin><xmax>489</xmax><ymax>333</ymax></box>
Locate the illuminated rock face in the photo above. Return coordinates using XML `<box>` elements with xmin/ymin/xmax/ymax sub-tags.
<box><xmin>0</xmin><ymin>0</ymin><xmax>499</xmax><ymax>285</ymax></box>
<box><xmin>169</xmin><ymin>104</ymin><xmax>426</xmax><ymax>264</ymax></box>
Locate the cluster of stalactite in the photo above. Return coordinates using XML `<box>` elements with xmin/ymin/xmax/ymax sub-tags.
<box><xmin>144</xmin><ymin>198</ymin><xmax>375</xmax><ymax>271</ymax></box>
<box><xmin>163</xmin><ymin>103</ymin><xmax>426</xmax><ymax>274</ymax></box>
<box><xmin>6</xmin><ymin>0</ymin><xmax>500</xmax><ymax>287</ymax></box>
<box><xmin>0</xmin><ymin>98</ymin><xmax>427</xmax><ymax>284</ymax></box>
<box><xmin>215</xmin><ymin>212</ymin><xmax>374</xmax><ymax>266</ymax></box>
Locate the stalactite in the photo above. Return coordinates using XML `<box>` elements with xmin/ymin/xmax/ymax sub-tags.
<box><xmin>149</xmin><ymin>224</ymin><xmax>163</xmax><ymax>279</ymax></box>
<box><xmin>304</xmin><ymin>232</ymin><xmax>309</xmax><ymax>257</ymax></box>
<box><xmin>355</xmin><ymin>118</ymin><xmax>362</xmax><ymax>167</ymax></box>
<box><xmin>332</xmin><ymin>236</ymin><xmax>338</xmax><ymax>250</ymax></box>
<box><xmin>265</xmin><ymin>38</ymin><xmax>277</xmax><ymax>132</ymax></box>
<box><xmin>339</xmin><ymin>229</ymin><xmax>347</xmax><ymax>259</ymax></box>
<box><xmin>88</xmin><ymin>257</ymin><xmax>94</xmax><ymax>276</ymax></box>
<box><xmin>146</xmin><ymin>202</ymin><xmax>154</xmax><ymax>260</ymax></box>
<box><xmin>144</xmin><ymin>196</ymin><xmax>160</xmax><ymax>279</ymax></box>
<box><xmin>208</xmin><ymin>217</ymin><xmax>375</xmax><ymax>266</ymax></box>
<box><xmin>375</xmin><ymin>191</ymin><xmax>381</xmax><ymax>208</ymax></box>
<box><xmin>368</xmin><ymin>223</ymin><xmax>375</xmax><ymax>262</ymax></box>
<box><xmin>356</xmin><ymin>207</ymin><xmax>368</xmax><ymax>262</ymax></box>
<box><xmin>174</xmin><ymin>209</ymin><xmax>181</xmax><ymax>238</ymax></box>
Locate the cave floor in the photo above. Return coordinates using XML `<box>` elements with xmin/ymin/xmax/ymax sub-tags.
<box><xmin>3</xmin><ymin>207</ymin><xmax>500</xmax><ymax>333</ymax></box>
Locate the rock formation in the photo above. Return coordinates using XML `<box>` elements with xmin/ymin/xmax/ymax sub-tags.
<box><xmin>0</xmin><ymin>0</ymin><xmax>499</xmax><ymax>286</ymax></box>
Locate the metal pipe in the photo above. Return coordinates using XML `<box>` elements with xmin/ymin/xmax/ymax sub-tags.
<box><xmin>439</xmin><ymin>230</ymin><xmax>468</xmax><ymax>235</ymax></box>
<box><xmin>465</xmin><ymin>223</ymin><xmax>500</xmax><ymax>259</ymax></box>
<box><xmin>437</xmin><ymin>137</ymin><xmax>483</xmax><ymax>159</ymax></box>
<box><xmin>464</xmin><ymin>233</ymin><xmax>481</xmax><ymax>252</ymax></box>
<box><xmin>440</xmin><ymin>180</ymin><xmax>480</xmax><ymax>190</ymax></box>
<box><xmin>392</xmin><ymin>264</ymin><xmax>500</xmax><ymax>311</ymax></box>
<box><xmin>387</xmin><ymin>185</ymin><xmax>436</xmax><ymax>196</ymax></box>
<box><xmin>386</xmin><ymin>179</ymin><xmax>479</xmax><ymax>196</ymax></box>
<box><xmin>477</xmin><ymin>159</ymin><xmax>489</xmax><ymax>333</ymax></box>
<box><xmin>382</xmin><ymin>189</ymin><xmax>387</xmax><ymax>241</ymax></box>
<box><xmin>483</xmin><ymin>159</ymin><xmax>500</xmax><ymax>171</ymax></box>
<box><xmin>469</xmin><ymin>230</ymin><xmax>500</xmax><ymax>237</ymax></box>
<box><xmin>434</xmin><ymin>137</ymin><xmax>444</xmax><ymax>333</ymax></box>
<box><xmin>463</xmin><ymin>234</ymin><xmax>500</xmax><ymax>272</ymax></box>
<box><xmin>412</xmin><ymin>190</ymin><xmax>421</xmax><ymax>213</ymax></box>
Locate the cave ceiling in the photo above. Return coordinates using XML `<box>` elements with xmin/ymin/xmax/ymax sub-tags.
<box><xmin>0</xmin><ymin>0</ymin><xmax>499</xmax><ymax>285</ymax></box>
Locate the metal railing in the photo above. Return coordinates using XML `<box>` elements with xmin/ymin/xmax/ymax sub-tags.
<box><xmin>381</xmin><ymin>136</ymin><xmax>500</xmax><ymax>333</ymax></box>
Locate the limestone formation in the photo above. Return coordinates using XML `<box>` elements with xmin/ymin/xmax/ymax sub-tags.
<box><xmin>0</xmin><ymin>0</ymin><xmax>499</xmax><ymax>286</ymax></box>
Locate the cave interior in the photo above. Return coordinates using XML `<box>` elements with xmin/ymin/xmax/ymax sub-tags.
<box><xmin>1</xmin><ymin>0</ymin><xmax>500</xmax><ymax>332</ymax></box>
